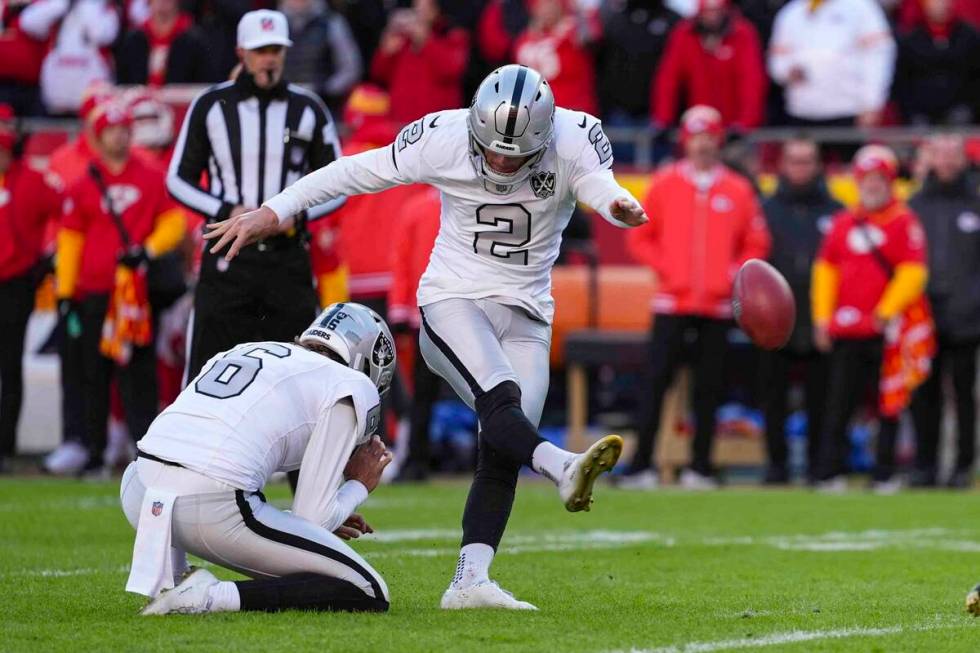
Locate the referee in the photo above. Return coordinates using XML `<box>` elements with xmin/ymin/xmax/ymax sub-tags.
<box><xmin>167</xmin><ymin>9</ymin><xmax>345</xmax><ymax>382</ymax></box>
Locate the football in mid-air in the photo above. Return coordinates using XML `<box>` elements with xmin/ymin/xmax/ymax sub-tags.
<box><xmin>732</xmin><ymin>259</ymin><xmax>796</xmax><ymax>350</ymax></box>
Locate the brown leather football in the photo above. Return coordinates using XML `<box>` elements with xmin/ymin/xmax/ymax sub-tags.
<box><xmin>732</xmin><ymin>259</ymin><xmax>796</xmax><ymax>350</ymax></box>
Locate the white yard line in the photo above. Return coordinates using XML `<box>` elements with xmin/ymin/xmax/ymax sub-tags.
<box><xmin>363</xmin><ymin>530</ymin><xmax>668</xmax><ymax>558</ymax></box>
<box><xmin>6</xmin><ymin>527</ymin><xmax>978</xmax><ymax>579</ymax></box>
<box><xmin>608</xmin><ymin>620</ymin><xmax>964</xmax><ymax>653</ymax></box>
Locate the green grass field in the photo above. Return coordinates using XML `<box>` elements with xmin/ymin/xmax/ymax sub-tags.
<box><xmin>1</xmin><ymin>477</ymin><xmax>978</xmax><ymax>652</ymax></box>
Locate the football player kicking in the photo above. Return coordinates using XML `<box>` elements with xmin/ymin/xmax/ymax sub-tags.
<box><xmin>205</xmin><ymin>65</ymin><xmax>648</xmax><ymax>610</ymax></box>
<box><xmin>120</xmin><ymin>303</ymin><xmax>395</xmax><ymax>615</ymax></box>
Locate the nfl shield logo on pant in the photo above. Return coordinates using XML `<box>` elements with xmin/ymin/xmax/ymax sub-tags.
<box><xmin>151</xmin><ymin>501</ymin><xmax>164</xmax><ymax>517</ymax></box>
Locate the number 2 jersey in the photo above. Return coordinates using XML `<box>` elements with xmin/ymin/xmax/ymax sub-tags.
<box><xmin>138</xmin><ymin>342</ymin><xmax>381</xmax><ymax>493</ymax></box>
<box><xmin>264</xmin><ymin>108</ymin><xmax>638</xmax><ymax>323</ymax></box>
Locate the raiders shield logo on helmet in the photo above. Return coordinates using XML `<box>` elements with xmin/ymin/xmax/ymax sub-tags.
<box><xmin>530</xmin><ymin>171</ymin><xmax>556</xmax><ymax>199</ymax></box>
<box><xmin>372</xmin><ymin>333</ymin><xmax>394</xmax><ymax>367</ymax></box>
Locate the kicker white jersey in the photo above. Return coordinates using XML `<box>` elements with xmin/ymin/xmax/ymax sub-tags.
<box><xmin>138</xmin><ymin>342</ymin><xmax>381</xmax><ymax>492</ymax></box>
<box><xmin>264</xmin><ymin>108</ymin><xmax>637</xmax><ymax>323</ymax></box>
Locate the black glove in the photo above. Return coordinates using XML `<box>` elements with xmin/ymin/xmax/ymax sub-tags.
<box><xmin>389</xmin><ymin>319</ymin><xmax>413</xmax><ymax>336</ymax></box>
<box><xmin>53</xmin><ymin>298</ymin><xmax>82</xmax><ymax>343</ymax></box>
<box><xmin>58</xmin><ymin>298</ymin><xmax>78</xmax><ymax>319</ymax></box>
<box><xmin>118</xmin><ymin>246</ymin><xmax>148</xmax><ymax>269</ymax></box>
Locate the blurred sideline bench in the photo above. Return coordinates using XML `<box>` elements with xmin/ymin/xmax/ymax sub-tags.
<box><xmin>552</xmin><ymin>265</ymin><xmax>764</xmax><ymax>481</ymax></box>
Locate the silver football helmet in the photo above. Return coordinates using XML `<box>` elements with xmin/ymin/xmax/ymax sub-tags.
<box><xmin>468</xmin><ymin>64</ymin><xmax>555</xmax><ymax>194</ymax></box>
<box><xmin>299</xmin><ymin>303</ymin><xmax>396</xmax><ymax>395</ymax></box>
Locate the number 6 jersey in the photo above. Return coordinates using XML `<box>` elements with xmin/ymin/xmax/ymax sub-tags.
<box><xmin>264</xmin><ymin>108</ymin><xmax>638</xmax><ymax>323</ymax></box>
<box><xmin>138</xmin><ymin>342</ymin><xmax>381</xmax><ymax>492</ymax></box>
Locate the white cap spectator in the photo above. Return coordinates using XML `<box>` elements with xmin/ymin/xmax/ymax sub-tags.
<box><xmin>237</xmin><ymin>9</ymin><xmax>293</xmax><ymax>50</ymax></box>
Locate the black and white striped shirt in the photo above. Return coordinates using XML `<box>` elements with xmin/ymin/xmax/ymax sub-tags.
<box><xmin>166</xmin><ymin>74</ymin><xmax>345</xmax><ymax>223</ymax></box>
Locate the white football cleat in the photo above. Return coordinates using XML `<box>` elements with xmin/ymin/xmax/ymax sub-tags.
<box><xmin>616</xmin><ymin>468</ymin><xmax>659</xmax><ymax>491</ymax></box>
<box><xmin>440</xmin><ymin>580</ymin><xmax>538</xmax><ymax>610</ymax></box>
<box><xmin>678</xmin><ymin>469</ymin><xmax>719</xmax><ymax>491</ymax></box>
<box><xmin>871</xmin><ymin>478</ymin><xmax>903</xmax><ymax>496</ymax></box>
<box><xmin>43</xmin><ymin>441</ymin><xmax>89</xmax><ymax>476</ymax></box>
<box><xmin>141</xmin><ymin>568</ymin><xmax>219</xmax><ymax>616</ymax></box>
<box><xmin>815</xmin><ymin>476</ymin><xmax>848</xmax><ymax>494</ymax></box>
<box><xmin>559</xmin><ymin>434</ymin><xmax>623</xmax><ymax>512</ymax></box>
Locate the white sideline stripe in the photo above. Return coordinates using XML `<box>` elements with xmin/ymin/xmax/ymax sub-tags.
<box><xmin>608</xmin><ymin>621</ymin><xmax>963</xmax><ymax>653</ymax></box>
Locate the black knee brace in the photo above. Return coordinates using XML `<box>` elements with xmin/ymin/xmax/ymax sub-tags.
<box><xmin>473</xmin><ymin>381</ymin><xmax>543</xmax><ymax>466</ymax></box>
<box><xmin>236</xmin><ymin>573</ymin><xmax>389</xmax><ymax>613</ymax></box>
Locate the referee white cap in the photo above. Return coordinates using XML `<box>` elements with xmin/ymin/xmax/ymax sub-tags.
<box><xmin>237</xmin><ymin>9</ymin><xmax>293</xmax><ymax>50</ymax></box>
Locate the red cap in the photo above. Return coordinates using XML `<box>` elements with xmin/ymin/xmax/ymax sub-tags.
<box><xmin>680</xmin><ymin>105</ymin><xmax>724</xmax><ymax>143</ymax></box>
<box><xmin>0</xmin><ymin>102</ymin><xmax>14</xmax><ymax>151</ymax></box>
<box><xmin>343</xmin><ymin>84</ymin><xmax>390</xmax><ymax>127</ymax></box>
<box><xmin>699</xmin><ymin>0</ymin><xmax>729</xmax><ymax>12</ymax></box>
<box><xmin>79</xmin><ymin>82</ymin><xmax>115</xmax><ymax>122</ymax></box>
<box><xmin>92</xmin><ymin>103</ymin><xmax>133</xmax><ymax>138</ymax></box>
<box><xmin>853</xmin><ymin>144</ymin><xmax>899</xmax><ymax>181</ymax></box>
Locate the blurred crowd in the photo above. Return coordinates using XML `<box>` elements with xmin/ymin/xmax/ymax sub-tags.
<box><xmin>0</xmin><ymin>0</ymin><xmax>978</xmax><ymax>129</ymax></box>
<box><xmin>0</xmin><ymin>0</ymin><xmax>978</xmax><ymax>491</ymax></box>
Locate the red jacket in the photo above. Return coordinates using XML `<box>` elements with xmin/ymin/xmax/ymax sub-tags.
<box><xmin>61</xmin><ymin>157</ymin><xmax>176</xmax><ymax>295</ymax></box>
<box><xmin>815</xmin><ymin>201</ymin><xmax>927</xmax><ymax>339</ymax></box>
<box><xmin>514</xmin><ymin>16</ymin><xmax>600</xmax><ymax>115</ymax></box>
<box><xmin>370</xmin><ymin>24</ymin><xmax>469</xmax><ymax>125</ymax></box>
<box><xmin>388</xmin><ymin>187</ymin><xmax>440</xmax><ymax>329</ymax></box>
<box><xmin>652</xmin><ymin>14</ymin><xmax>765</xmax><ymax>129</ymax></box>
<box><xmin>477</xmin><ymin>0</ymin><xmax>515</xmax><ymax>63</ymax></box>
<box><xmin>0</xmin><ymin>2</ymin><xmax>45</xmax><ymax>84</ymax></box>
<box><xmin>0</xmin><ymin>160</ymin><xmax>61</xmax><ymax>281</ymax></box>
<box><xmin>628</xmin><ymin>161</ymin><xmax>771</xmax><ymax>318</ymax></box>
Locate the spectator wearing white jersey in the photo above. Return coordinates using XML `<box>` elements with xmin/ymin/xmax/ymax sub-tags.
<box><xmin>768</xmin><ymin>0</ymin><xmax>896</xmax><ymax>130</ymax></box>
<box><xmin>19</xmin><ymin>0</ymin><xmax>120</xmax><ymax>114</ymax></box>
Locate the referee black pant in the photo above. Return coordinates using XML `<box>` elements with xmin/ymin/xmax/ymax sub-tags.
<box><xmin>187</xmin><ymin>244</ymin><xmax>318</xmax><ymax>382</ymax></box>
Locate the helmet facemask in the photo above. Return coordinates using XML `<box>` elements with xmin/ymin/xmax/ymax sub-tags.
<box><xmin>467</xmin><ymin>65</ymin><xmax>555</xmax><ymax>195</ymax></box>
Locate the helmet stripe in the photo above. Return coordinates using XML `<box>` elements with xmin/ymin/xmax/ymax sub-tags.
<box><xmin>502</xmin><ymin>65</ymin><xmax>528</xmax><ymax>143</ymax></box>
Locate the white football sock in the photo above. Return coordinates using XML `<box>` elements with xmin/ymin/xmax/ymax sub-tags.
<box><xmin>450</xmin><ymin>543</ymin><xmax>494</xmax><ymax>590</ymax></box>
<box><xmin>207</xmin><ymin>581</ymin><xmax>241</xmax><ymax>612</ymax></box>
<box><xmin>531</xmin><ymin>441</ymin><xmax>575</xmax><ymax>484</ymax></box>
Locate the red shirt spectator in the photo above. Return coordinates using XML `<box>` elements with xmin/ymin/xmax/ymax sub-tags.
<box><xmin>652</xmin><ymin>0</ymin><xmax>765</xmax><ymax>130</ymax></box>
<box><xmin>476</xmin><ymin>0</ymin><xmax>529</xmax><ymax>64</ymax></box>
<box><xmin>141</xmin><ymin>8</ymin><xmax>193</xmax><ymax>86</ymax></box>
<box><xmin>898</xmin><ymin>0</ymin><xmax>980</xmax><ymax>30</ymax></box>
<box><xmin>629</xmin><ymin>160</ymin><xmax>770</xmax><ymax>317</ymax></box>
<box><xmin>115</xmin><ymin>0</ymin><xmax>213</xmax><ymax>86</ymax></box>
<box><xmin>60</xmin><ymin>155</ymin><xmax>178</xmax><ymax>296</ymax></box>
<box><xmin>388</xmin><ymin>186</ymin><xmax>440</xmax><ymax>329</ymax></box>
<box><xmin>514</xmin><ymin>0</ymin><xmax>600</xmax><ymax>115</ymax></box>
<box><xmin>370</xmin><ymin>0</ymin><xmax>469</xmax><ymax>125</ymax></box>
<box><xmin>0</xmin><ymin>0</ymin><xmax>46</xmax><ymax>86</ymax></box>
<box><xmin>0</xmin><ymin>152</ymin><xmax>62</xmax><ymax>281</ymax></box>
<box><xmin>814</xmin><ymin>201</ymin><xmax>928</xmax><ymax>339</ymax></box>
<box><xmin>628</xmin><ymin>106</ymin><xmax>770</xmax><ymax>318</ymax></box>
